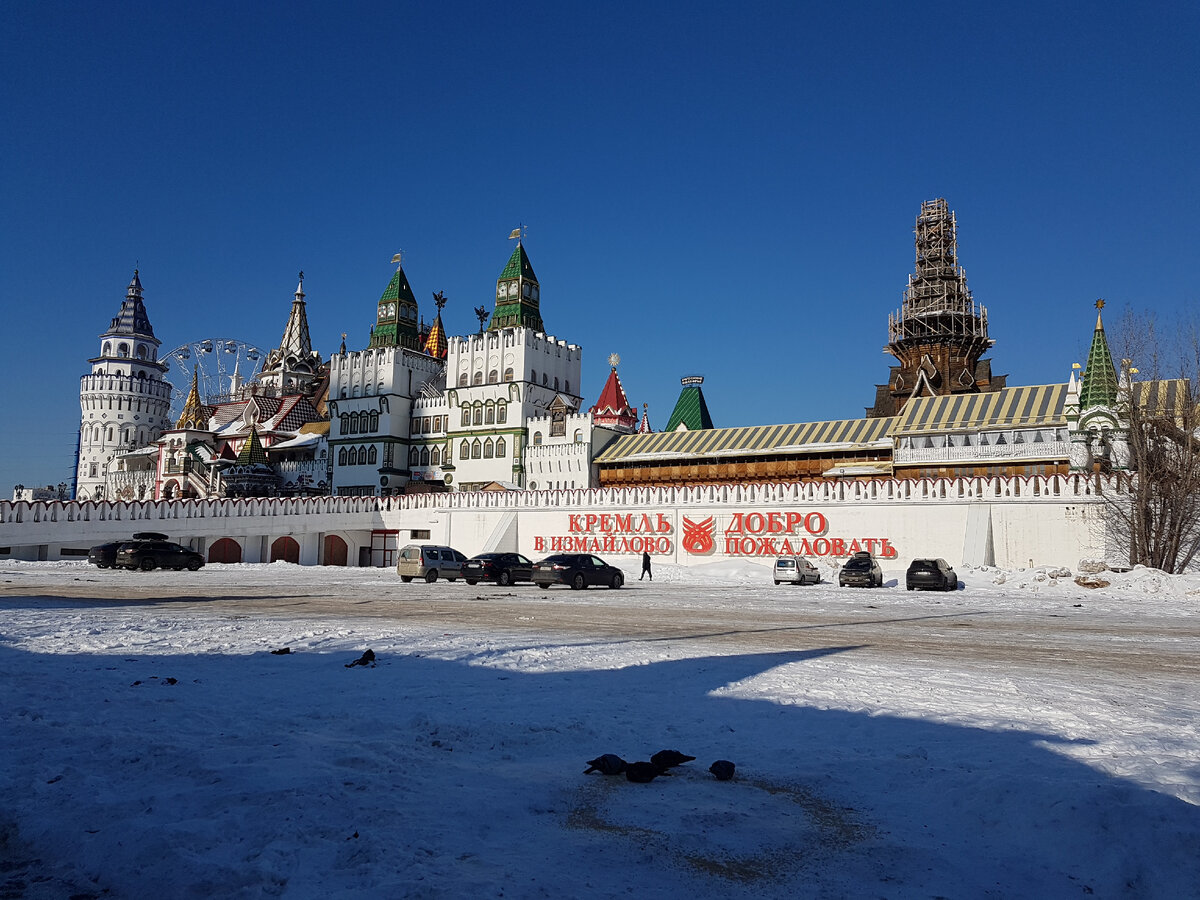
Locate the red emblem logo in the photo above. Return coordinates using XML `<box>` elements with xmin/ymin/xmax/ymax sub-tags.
<box><xmin>681</xmin><ymin>516</ymin><xmax>715</xmax><ymax>555</ymax></box>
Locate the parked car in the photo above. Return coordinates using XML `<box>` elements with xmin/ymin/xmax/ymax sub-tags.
<box><xmin>773</xmin><ymin>556</ymin><xmax>821</xmax><ymax>585</ymax></box>
<box><xmin>396</xmin><ymin>544</ymin><xmax>468</xmax><ymax>583</ymax></box>
<box><xmin>462</xmin><ymin>552</ymin><xmax>535</xmax><ymax>586</ymax></box>
<box><xmin>115</xmin><ymin>540</ymin><xmax>204</xmax><ymax>571</ymax></box>
<box><xmin>87</xmin><ymin>541</ymin><xmax>128</xmax><ymax>568</ymax></box>
<box><xmin>532</xmin><ymin>554</ymin><xmax>624</xmax><ymax>590</ymax></box>
<box><xmin>906</xmin><ymin>558</ymin><xmax>958</xmax><ymax>591</ymax></box>
<box><xmin>839</xmin><ymin>552</ymin><xmax>883</xmax><ymax>588</ymax></box>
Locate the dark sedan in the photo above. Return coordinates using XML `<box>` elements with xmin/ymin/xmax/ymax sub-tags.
<box><xmin>906</xmin><ymin>558</ymin><xmax>958</xmax><ymax>591</ymax></box>
<box><xmin>532</xmin><ymin>554</ymin><xmax>624</xmax><ymax>590</ymax></box>
<box><xmin>462</xmin><ymin>552</ymin><xmax>535</xmax><ymax>586</ymax></box>
<box><xmin>115</xmin><ymin>540</ymin><xmax>205</xmax><ymax>571</ymax></box>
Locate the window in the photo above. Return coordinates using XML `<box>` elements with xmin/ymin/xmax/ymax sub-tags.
<box><xmin>118</xmin><ymin>343</ymin><xmax>129</xmax><ymax>358</ymax></box>
<box><xmin>409</xmin><ymin>447</ymin><xmax>420</xmax><ymax>466</ymax></box>
<box><xmin>485</xmin><ymin>402</ymin><xmax>495</xmax><ymax>424</ymax></box>
<box><xmin>420</xmin><ymin>447</ymin><xmax>430</xmax><ymax>465</ymax></box>
<box><xmin>461</xmin><ymin>407</ymin><xmax>471</xmax><ymax>427</ymax></box>
<box><xmin>484</xmin><ymin>439</ymin><xmax>494</xmax><ymax>459</ymax></box>
<box><xmin>339</xmin><ymin>448</ymin><xmax>348</xmax><ymax>466</ymax></box>
<box><xmin>367</xmin><ymin>446</ymin><xmax>378</xmax><ymax>465</ymax></box>
<box><xmin>495</xmin><ymin>437</ymin><xmax>506</xmax><ymax>457</ymax></box>
<box><xmin>574</xmin><ymin>429</ymin><xmax>583</xmax><ymax>443</ymax></box>
<box><xmin>136</xmin><ymin>345</ymin><xmax>147</xmax><ymax>359</ymax></box>
<box><xmin>488</xmin><ymin>370</ymin><xmax>498</xmax><ymax>384</ymax></box>
<box><xmin>542</xmin><ymin>373</ymin><xmax>548</xmax><ymax>385</ymax></box>
<box><xmin>370</xmin><ymin>412</ymin><xmax>379</xmax><ymax>431</ymax></box>
<box><xmin>422</xmin><ymin>416</ymin><xmax>431</xmax><ymax>433</ymax></box>
<box><xmin>554</xmin><ymin>377</ymin><xmax>559</xmax><ymax>391</ymax></box>
<box><xmin>430</xmin><ymin>446</ymin><xmax>441</xmax><ymax>465</ymax></box>
<box><xmin>89</xmin><ymin>462</ymin><xmax>98</xmax><ymax>477</ymax></box>
<box><xmin>531</xmin><ymin>369</ymin><xmax>537</xmax><ymax>384</ymax></box>
<box><xmin>410</xmin><ymin>418</ymin><xmax>420</xmax><ymax>434</ymax></box>
<box><xmin>503</xmin><ymin>367</ymin><xmax>514</xmax><ymax>382</ymax></box>
<box><xmin>533</xmin><ymin>431</ymin><xmax>542</xmax><ymax>445</ymax></box>
<box><xmin>565</xmin><ymin>380</ymin><xmax>571</xmax><ymax>394</ymax></box>
<box><xmin>497</xmin><ymin>403</ymin><xmax>507</xmax><ymax>424</ymax></box>
<box><xmin>471</xmin><ymin>439</ymin><xmax>482</xmax><ymax>459</ymax></box>
<box><xmin>460</xmin><ymin>442</ymin><xmax>469</xmax><ymax>460</ymax></box>
<box><xmin>473</xmin><ymin>406</ymin><xmax>483</xmax><ymax>426</ymax></box>
<box><xmin>551</xmin><ymin>413</ymin><xmax>565</xmax><ymax>437</ymax></box>
<box><xmin>473</xmin><ymin>372</ymin><xmax>483</xmax><ymax>385</ymax></box>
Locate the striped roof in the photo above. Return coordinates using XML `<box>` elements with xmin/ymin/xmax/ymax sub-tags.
<box><xmin>594</xmin><ymin>416</ymin><xmax>894</xmax><ymax>464</ymax></box>
<box><xmin>1133</xmin><ymin>379</ymin><xmax>1194</xmax><ymax>417</ymax></box>
<box><xmin>889</xmin><ymin>384</ymin><xmax>1068</xmax><ymax>435</ymax></box>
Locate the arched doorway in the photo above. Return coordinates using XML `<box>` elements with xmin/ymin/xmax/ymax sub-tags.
<box><xmin>323</xmin><ymin>535</ymin><xmax>348</xmax><ymax>566</ymax></box>
<box><xmin>208</xmin><ymin>538</ymin><xmax>242</xmax><ymax>564</ymax></box>
<box><xmin>271</xmin><ymin>536</ymin><xmax>300</xmax><ymax>564</ymax></box>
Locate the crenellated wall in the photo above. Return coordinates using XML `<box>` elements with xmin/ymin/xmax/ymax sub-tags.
<box><xmin>0</xmin><ymin>474</ymin><xmax>1121</xmax><ymax>570</ymax></box>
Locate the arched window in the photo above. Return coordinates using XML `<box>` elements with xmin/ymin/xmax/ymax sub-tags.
<box><xmin>473</xmin><ymin>371</ymin><xmax>484</xmax><ymax>385</ymax></box>
<box><xmin>461</xmin><ymin>407</ymin><xmax>471</xmax><ymax>427</ymax></box>
<box><xmin>431</xmin><ymin>445</ymin><xmax>441</xmax><ymax>465</ymax></box>
<box><xmin>473</xmin><ymin>406</ymin><xmax>483</xmax><ymax>426</ymax></box>
<box><xmin>409</xmin><ymin>447</ymin><xmax>420</xmax><ymax>465</ymax></box>
<box><xmin>497</xmin><ymin>403</ymin><xmax>507</xmax><ymax>424</ymax></box>
<box><xmin>485</xmin><ymin>402</ymin><xmax>495</xmax><ymax>424</ymax></box>
<box><xmin>107</xmin><ymin>427</ymin><xmax>113</xmax><ymax>441</ymax></box>
<box><xmin>471</xmin><ymin>439</ymin><xmax>482</xmax><ymax>459</ymax></box>
<box><xmin>460</xmin><ymin>441</ymin><xmax>469</xmax><ymax>460</ymax></box>
<box><xmin>458</xmin><ymin>372</ymin><xmax>468</xmax><ymax>387</ymax></box>
<box><xmin>339</xmin><ymin>448</ymin><xmax>348</xmax><ymax>466</ymax></box>
<box><xmin>554</xmin><ymin>377</ymin><xmax>559</xmax><ymax>391</ymax></box>
<box><xmin>565</xmin><ymin>380</ymin><xmax>571</xmax><ymax>394</ymax></box>
<box><xmin>531</xmin><ymin>369</ymin><xmax>537</xmax><ymax>384</ymax></box>
<box><xmin>370</xmin><ymin>412</ymin><xmax>379</xmax><ymax>431</ymax></box>
<box><xmin>533</xmin><ymin>431</ymin><xmax>542</xmax><ymax>445</ymax></box>
<box><xmin>118</xmin><ymin>343</ymin><xmax>129</xmax><ymax>358</ymax></box>
<box><xmin>102</xmin><ymin>342</ymin><xmax>111</xmax><ymax>356</ymax></box>
<box><xmin>89</xmin><ymin>462</ymin><xmax>98</xmax><ymax>477</ymax></box>
<box><xmin>340</xmin><ymin>414</ymin><xmax>350</xmax><ymax>434</ymax></box>
<box><xmin>574</xmin><ymin>429</ymin><xmax>583</xmax><ymax>443</ymax></box>
<box><xmin>503</xmin><ymin>367</ymin><xmax>514</xmax><ymax>382</ymax></box>
<box><xmin>137</xmin><ymin>345</ymin><xmax>147</xmax><ymax>359</ymax></box>
<box><xmin>484</xmin><ymin>439</ymin><xmax>494</xmax><ymax>459</ymax></box>
<box><xmin>542</xmin><ymin>373</ymin><xmax>548</xmax><ymax>385</ymax></box>
<box><xmin>420</xmin><ymin>447</ymin><xmax>430</xmax><ymax>465</ymax></box>
<box><xmin>367</xmin><ymin>446</ymin><xmax>378</xmax><ymax>465</ymax></box>
<box><xmin>488</xmin><ymin>370</ymin><xmax>498</xmax><ymax>384</ymax></box>
<box><xmin>495</xmin><ymin>437</ymin><xmax>506</xmax><ymax>457</ymax></box>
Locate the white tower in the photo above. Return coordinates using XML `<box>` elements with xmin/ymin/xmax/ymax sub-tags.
<box><xmin>76</xmin><ymin>271</ymin><xmax>172</xmax><ymax>500</ymax></box>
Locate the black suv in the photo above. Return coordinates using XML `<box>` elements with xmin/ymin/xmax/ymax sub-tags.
<box><xmin>88</xmin><ymin>532</ymin><xmax>172</xmax><ymax>568</ymax></box>
<box><xmin>462</xmin><ymin>552</ymin><xmax>535</xmax><ymax>586</ymax></box>
<box><xmin>838</xmin><ymin>552</ymin><xmax>883</xmax><ymax>588</ymax></box>
<box><xmin>906</xmin><ymin>558</ymin><xmax>958</xmax><ymax>591</ymax></box>
<box><xmin>115</xmin><ymin>540</ymin><xmax>205</xmax><ymax>571</ymax></box>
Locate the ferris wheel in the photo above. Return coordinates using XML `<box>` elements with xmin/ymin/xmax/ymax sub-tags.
<box><xmin>163</xmin><ymin>338</ymin><xmax>268</xmax><ymax>420</ymax></box>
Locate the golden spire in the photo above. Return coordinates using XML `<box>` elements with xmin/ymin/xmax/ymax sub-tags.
<box><xmin>176</xmin><ymin>366</ymin><xmax>207</xmax><ymax>430</ymax></box>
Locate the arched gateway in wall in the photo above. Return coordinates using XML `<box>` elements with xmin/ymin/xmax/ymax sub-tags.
<box><xmin>323</xmin><ymin>535</ymin><xmax>348</xmax><ymax>566</ymax></box>
<box><xmin>208</xmin><ymin>538</ymin><xmax>242</xmax><ymax>563</ymax></box>
<box><xmin>271</xmin><ymin>536</ymin><xmax>300</xmax><ymax>564</ymax></box>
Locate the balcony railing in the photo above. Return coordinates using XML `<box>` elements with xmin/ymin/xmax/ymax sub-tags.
<box><xmin>894</xmin><ymin>441</ymin><xmax>1069</xmax><ymax>464</ymax></box>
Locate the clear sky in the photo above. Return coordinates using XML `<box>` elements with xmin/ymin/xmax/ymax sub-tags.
<box><xmin>2</xmin><ymin>1</ymin><xmax>1197</xmax><ymax>492</ymax></box>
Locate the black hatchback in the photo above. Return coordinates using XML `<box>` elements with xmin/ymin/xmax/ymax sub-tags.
<box><xmin>115</xmin><ymin>540</ymin><xmax>205</xmax><ymax>571</ymax></box>
<box><xmin>906</xmin><ymin>558</ymin><xmax>958</xmax><ymax>591</ymax></box>
<box><xmin>532</xmin><ymin>554</ymin><xmax>624</xmax><ymax>590</ymax></box>
<box><xmin>462</xmin><ymin>552</ymin><xmax>535</xmax><ymax>586</ymax></box>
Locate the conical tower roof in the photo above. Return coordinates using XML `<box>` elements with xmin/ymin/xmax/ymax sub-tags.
<box><xmin>499</xmin><ymin>243</ymin><xmax>538</xmax><ymax>283</ymax></box>
<box><xmin>1079</xmin><ymin>303</ymin><xmax>1119</xmax><ymax>410</ymax></box>
<box><xmin>102</xmin><ymin>269</ymin><xmax>158</xmax><ymax>340</ymax></box>
<box><xmin>638</xmin><ymin>404</ymin><xmax>653</xmax><ymax>434</ymax></box>
<box><xmin>589</xmin><ymin>356</ymin><xmax>637</xmax><ymax>431</ymax></box>
<box><xmin>277</xmin><ymin>275</ymin><xmax>314</xmax><ymax>359</ymax></box>
<box><xmin>379</xmin><ymin>265</ymin><xmax>418</xmax><ymax>305</ymax></box>
<box><xmin>665</xmin><ymin>376</ymin><xmax>714</xmax><ymax>431</ymax></box>
<box><xmin>489</xmin><ymin>239</ymin><xmax>544</xmax><ymax>332</ymax></box>
<box><xmin>423</xmin><ymin>312</ymin><xmax>448</xmax><ymax>359</ymax></box>
<box><xmin>176</xmin><ymin>367</ymin><xmax>208</xmax><ymax>430</ymax></box>
<box><xmin>235</xmin><ymin>425</ymin><xmax>269</xmax><ymax>466</ymax></box>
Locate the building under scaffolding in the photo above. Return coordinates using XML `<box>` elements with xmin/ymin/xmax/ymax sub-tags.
<box><xmin>868</xmin><ymin>198</ymin><xmax>1005</xmax><ymax>417</ymax></box>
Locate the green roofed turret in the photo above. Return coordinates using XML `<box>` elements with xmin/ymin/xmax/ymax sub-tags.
<box><xmin>370</xmin><ymin>256</ymin><xmax>422</xmax><ymax>350</ymax></box>
<box><xmin>489</xmin><ymin>239</ymin><xmax>544</xmax><ymax>332</ymax></box>
<box><xmin>1079</xmin><ymin>303</ymin><xmax>1119</xmax><ymax>410</ymax></box>
<box><xmin>665</xmin><ymin>376</ymin><xmax>715</xmax><ymax>431</ymax></box>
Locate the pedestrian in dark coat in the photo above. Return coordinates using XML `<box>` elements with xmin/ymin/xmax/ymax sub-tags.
<box><xmin>640</xmin><ymin>551</ymin><xmax>652</xmax><ymax>581</ymax></box>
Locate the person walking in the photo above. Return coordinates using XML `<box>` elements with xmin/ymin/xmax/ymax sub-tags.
<box><xmin>640</xmin><ymin>551</ymin><xmax>652</xmax><ymax>581</ymax></box>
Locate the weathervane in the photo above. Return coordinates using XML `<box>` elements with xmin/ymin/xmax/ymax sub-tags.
<box><xmin>298</xmin><ymin>270</ymin><xmax>304</xmax><ymax>284</ymax></box>
<box><xmin>391</xmin><ymin>251</ymin><xmax>403</xmax><ymax>268</ymax></box>
<box><xmin>608</xmin><ymin>352</ymin><xmax>620</xmax><ymax>370</ymax></box>
<box><xmin>1096</xmin><ymin>298</ymin><xmax>1105</xmax><ymax>310</ymax></box>
<box><xmin>433</xmin><ymin>290</ymin><xmax>447</xmax><ymax>311</ymax></box>
<box><xmin>474</xmin><ymin>305</ymin><xmax>489</xmax><ymax>333</ymax></box>
<box><xmin>507</xmin><ymin>224</ymin><xmax>526</xmax><ymax>243</ymax></box>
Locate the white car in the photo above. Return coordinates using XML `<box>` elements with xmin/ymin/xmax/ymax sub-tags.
<box><xmin>773</xmin><ymin>556</ymin><xmax>821</xmax><ymax>585</ymax></box>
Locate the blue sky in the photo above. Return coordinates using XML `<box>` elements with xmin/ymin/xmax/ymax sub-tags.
<box><xmin>2</xmin><ymin>1</ymin><xmax>1197</xmax><ymax>492</ymax></box>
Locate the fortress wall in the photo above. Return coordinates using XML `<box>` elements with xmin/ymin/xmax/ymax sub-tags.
<box><xmin>0</xmin><ymin>475</ymin><xmax>1116</xmax><ymax>570</ymax></box>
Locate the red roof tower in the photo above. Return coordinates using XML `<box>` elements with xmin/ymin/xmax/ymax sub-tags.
<box><xmin>589</xmin><ymin>353</ymin><xmax>638</xmax><ymax>432</ymax></box>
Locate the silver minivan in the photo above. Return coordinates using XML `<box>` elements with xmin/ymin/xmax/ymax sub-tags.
<box><xmin>773</xmin><ymin>556</ymin><xmax>821</xmax><ymax>585</ymax></box>
<box><xmin>397</xmin><ymin>544</ymin><xmax>467</xmax><ymax>583</ymax></box>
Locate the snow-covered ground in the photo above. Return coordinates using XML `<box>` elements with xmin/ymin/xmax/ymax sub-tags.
<box><xmin>2</xmin><ymin>559</ymin><xmax>1198</xmax><ymax>899</ymax></box>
